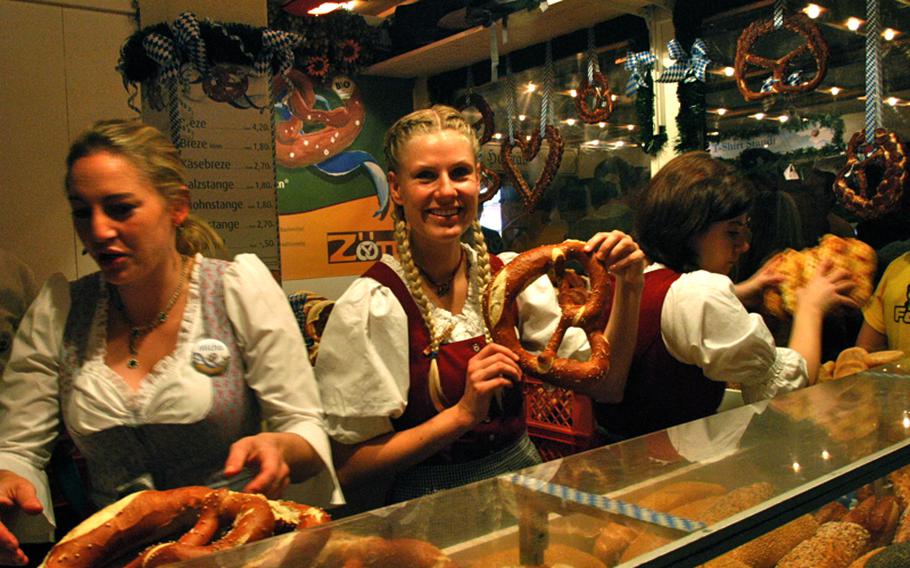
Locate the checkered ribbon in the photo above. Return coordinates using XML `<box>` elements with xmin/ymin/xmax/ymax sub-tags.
<box><xmin>507</xmin><ymin>474</ymin><xmax>707</xmax><ymax>533</ymax></box>
<box><xmin>864</xmin><ymin>0</ymin><xmax>882</xmax><ymax>145</ymax></box>
<box><xmin>257</xmin><ymin>29</ymin><xmax>302</xmax><ymax>76</ymax></box>
<box><xmin>624</xmin><ymin>50</ymin><xmax>656</xmax><ymax>95</ymax></box>
<box><xmin>173</xmin><ymin>12</ymin><xmax>209</xmax><ymax>77</ymax></box>
<box><xmin>657</xmin><ymin>38</ymin><xmax>710</xmax><ymax>83</ymax></box>
<box><xmin>773</xmin><ymin>0</ymin><xmax>786</xmax><ymax>29</ymax></box>
<box><xmin>761</xmin><ymin>70</ymin><xmax>804</xmax><ymax>93</ymax></box>
<box><xmin>142</xmin><ymin>33</ymin><xmax>181</xmax><ymax>81</ymax></box>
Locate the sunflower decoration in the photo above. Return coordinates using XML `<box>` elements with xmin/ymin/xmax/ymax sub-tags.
<box><xmin>337</xmin><ymin>38</ymin><xmax>362</xmax><ymax>64</ymax></box>
<box><xmin>268</xmin><ymin>7</ymin><xmax>380</xmax><ymax>79</ymax></box>
<box><xmin>305</xmin><ymin>55</ymin><xmax>331</xmax><ymax>79</ymax></box>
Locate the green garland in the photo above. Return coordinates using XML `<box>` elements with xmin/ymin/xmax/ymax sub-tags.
<box><xmin>675</xmin><ymin>80</ymin><xmax>707</xmax><ymax>153</ymax></box>
<box><xmin>634</xmin><ymin>76</ymin><xmax>667</xmax><ymax>155</ymax></box>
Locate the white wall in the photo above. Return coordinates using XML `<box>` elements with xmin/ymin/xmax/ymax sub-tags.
<box><xmin>0</xmin><ymin>0</ymin><xmax>136</xmax><ymax>285</ymax></box>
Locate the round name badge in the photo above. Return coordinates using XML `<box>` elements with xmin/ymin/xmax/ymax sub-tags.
<box><xmin>192</xmin><ymin>338</ymin><xmax>231</xmax><ymax>376</ymax></box>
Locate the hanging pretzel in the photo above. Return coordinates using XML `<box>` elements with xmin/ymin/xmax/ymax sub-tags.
<box><xmin>458</xmin><ymin>92</ymin><xmax>495</xmax><ymax>145</ymax></box>
<box><xmin>483</xmin><ymin>240</ymin><xmax>612</xmax><ymax>390</ymax></box>
<box><xmin>478</xmin><ymin>164</ymin><xmax>501</xmax><ymax>204</ymax></box>
<box><xmin>499</xmin><ymin>125</ymin><xmax>564</xmax><ymax>210</ymax></box>
<box><xmin>833</xmin><ymin>129</ymin><xmax>908</xmax><ymax>220</ymax></box>
<box><xmin>575</xmin><ymin>71</ymin><xmax>615</xmax><ymax>123</ymax></box>
<box><xmin>734</xmin><ymin>13</ymin><xmax>829</xmax><ymax>101</ymax></box>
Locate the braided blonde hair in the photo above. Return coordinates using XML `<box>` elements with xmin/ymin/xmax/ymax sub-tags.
<box><xmin>385</xmin><ymin>106</ymin><xmax>494</xmax><ymax>410</ymax></box>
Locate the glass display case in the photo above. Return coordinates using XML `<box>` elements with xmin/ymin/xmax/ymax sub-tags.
<box><xmin>168</xmin><ymin>359</ymin><xmax>910</xmax><ymax>567</ymax></box>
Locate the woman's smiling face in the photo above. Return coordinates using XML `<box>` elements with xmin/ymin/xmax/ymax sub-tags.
<box><xmin>388</xmin><ymin>129</ymin><xmax>479</xmax><ymax>248</ymax></box>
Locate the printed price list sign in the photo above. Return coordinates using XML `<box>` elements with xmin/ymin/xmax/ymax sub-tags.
<box><xmin>145</xmin><ymin>69</ymin><xmax>281</xmax><ymax>273</ymax></box>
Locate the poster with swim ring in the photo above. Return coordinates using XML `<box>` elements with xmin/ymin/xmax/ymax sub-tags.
<box><xmin>273</xmin><ymin>72</ymin><xmax>413</xmax><ymax>280</ymax></box>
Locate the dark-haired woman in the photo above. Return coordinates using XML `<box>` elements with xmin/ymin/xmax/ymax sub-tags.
<box><xmin>595</xmin><ymin>152</ymin><xmax>857</xmax><ymax>440</ymax></box>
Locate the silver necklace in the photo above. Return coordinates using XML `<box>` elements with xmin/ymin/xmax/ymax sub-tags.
<box><xmin>113</xmin><ymin>256</ymin><xmax>190</xmax><ymax>369</ymax></box>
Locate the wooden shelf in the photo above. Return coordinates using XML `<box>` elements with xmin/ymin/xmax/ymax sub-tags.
<box><xmin>364</xmin><ymin>0</ymin><xmax>668</xmax><ymax>79</ymax></box>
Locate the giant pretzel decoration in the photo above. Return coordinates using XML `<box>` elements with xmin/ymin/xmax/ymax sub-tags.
<box><xmin>499</xmin><ymin>125</ymin><xmax>564</xmax><ymax>210</ymax></box>
<box><xmin>834</xmin><ymin>129</ymin><xmax>908</xmax><ymax>220</ymax></box>
<box><xmin>274</xmin><ymin>70</ymin><xmax>365</xmax><ymax>168</ymax></box>
<box><xmin>734</xmin><ymin>13</ymin><xmax>829</xmax><ymax>102</ymax></box>
<box><xmin>458</xmin><ymin>92</ymin><xmax>495</xmax><ymax>145</ymax></box>
<box><xmin>41</xmin><ymin>487</ymin><xmax>330</xmax><ymax>568</ymax></box>
<box><xmin>483</xmin><ymin>240</ymin><xmax>612</xmax><ymax>389</ymax></box>
<box><xmin>575</xmin><ymin>71</ymin><xmax>615</xmax><ymax>123</ymax></box>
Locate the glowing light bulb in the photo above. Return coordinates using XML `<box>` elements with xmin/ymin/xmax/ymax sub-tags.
<box><xmin>626</xmin><ymin>124</ymin><xmax>635</xmax><ymax>131</ymax></box>
<box><xmin>883</xmin><ymin>28</ymin><xmax>897</xmax><ymax>41</ymax></box>
<box><xmin>804</xmin><ymin>4</ymin><xmax>822</xmax><ymax>19</ymax></box>
<box><xmin>847</xmin><ymin>17</ymin><xmax>862</xmax><ymax>31</ymax></box>
<box><xmin>518</xmin><ymin>114</ymin><xmax>527</xmax><ymax>122</ymax></box>
<box><xmin>753</xmin><ymin>112</ymin><xmax>765</xmax><ymax>120</ymax></box>
<box><xmin>903</xmin><ymin>415</ymin><xmax>910</xmax><ymax>429</ymax></box>
<box><xmin>566</xmin><ymin>118</ymin><xmax>577</xmax><ymax>126</ymax></box>
<box><xmin>887</xmin><ymin>97</ymin><xmax>899</xmax><ymax>106</ymax></box>
<box><xmin>598</xmin><ymin>122</ymin><xmax>607</xmax><ymax>128</ymax></box>
<box><xmin>611</xmin><ymin>94</ymin><xmax>618</xmax><ymax>101</ymax></box>
<box><xmin>792</xmin><ymin>461</ymin><xmax>801</xmax><ymax>473</ymax></box>
<box><xmin>830</xmin><ymin>86</ymin><xmax>841</xmax><ymax>96</ymax></box>
<box><xmin>723</xmin><ymin>66</ymin><xmax>735</xmax><ymax>77</ymax></box>
<box><xmin>493</xmin><ymin>132</ymin><xmax>503</xmax><ymax>140</ymax></box>
<box><xmin>614</xmin><ymin>140</ymin><xmax>625</xmax><ymax>148</ymax></box>
<box><xmin>779</xmin><ymin>115</ymin><xmax>790</xmax><ymax>123</ymax></box>
<box><xmin>525</xmin><ymin>135</ymin><xmax>532</xmax><ymax>141</ymax></box>
<box><xmin>569</xmin><ymin>89</ymin><xmax>578</xmax><ymax>98</ymax></box>
<box><xmin>821</xmin><ymin>450</ymin><xmax>831</xmax><ymax>460</ymax></box>
<box><xmin>525</xmin><ymin>82</ymin><xmax>537</xmax><ymax>94</ymax></box>
<box><xmin>716</xmin><ymin>108</ymin><xmax>728</xmax><ymax>116</ymax></box>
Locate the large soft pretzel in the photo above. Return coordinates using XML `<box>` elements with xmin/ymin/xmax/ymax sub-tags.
<box><xmin>483</xmin><ymin>240</ymin><xmax>612</xmax><ymax>389</ymax></box>
<box><xmin>500</xmin><ymin>125</ymin><xmax>564</xmax><ymax>210</ymax></box>
<box><xmin>834</xmin><ymin>129</ymin><xmax>908</xmax><ymax>220</ymax></box>
<box><xmin>41</xmin><ymin>487</ymin><xmax>330</xmax><ymax>568</ymax></box>
<box><xmin>734</xmin><ymin>13</ymin><xmax>829</xmax><ymax>101</ymax></box>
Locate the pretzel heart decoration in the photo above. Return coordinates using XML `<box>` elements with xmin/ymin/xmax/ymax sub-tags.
<box><xmin>202</xmin><ymin>65</ymin><xmax>249</xmax><ymax>104</ymax></box>
<box><xmin>483</xmin><ymin>240</ymin><xmax>612</xmax><ymax>389</ymax></box>
<box><xmin>575</xmin><ymin>71</ymin><xmax>614</xmax><ymax>123</ymax></box>
<box><xmin>499</xmin><ymin>125</ymin><xmax>564</xmax><ymax>210</ymax></box>
<box><xmin>834</xmin><ymin>129</ymin><xmax>908</xmax><ymax>220</ymax></box>
<box><xmin>458</xmin><ymin>92</ymin><xmax>495</xmax><ymax>145</ymax></box>
<box><xmin>734</xmin><ymin>13</ymin><xmax>829</xmax><ymax>101</ymax></box>
<box><xmin>274</xmin><ymin>70</ymin><xmax>365</xmax><ymax>168</ymax></box>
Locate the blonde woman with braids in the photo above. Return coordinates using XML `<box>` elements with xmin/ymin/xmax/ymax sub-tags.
<box><xmin>0</xmin><ymin>119</ymin><xmax>340</xmax><ymax>566</ymax></box>
<box><xmin>315</xmin><ymin>106</ymin><xmax>645</xmax><ymax>508</ymax></box>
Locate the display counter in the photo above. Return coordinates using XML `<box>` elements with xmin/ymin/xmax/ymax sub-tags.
<box><xmin>172</xmin><ymin>360</ymin><xmax>910</xmax><ymax>567</ymax></box>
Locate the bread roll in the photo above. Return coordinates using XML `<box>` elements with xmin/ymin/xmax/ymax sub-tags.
<box><xmin>847</xmin><ymin>542</ymin><xmax>910</xmax><ymax>567</ymax></box>
<box><xmin>723</xmin><ymin>514</ymin><xmax>819</xmax><ymax>568</ymax></box>
<box><xmin>888</xmin><ymin>465</ymin><xmax>910</xmax><ymax>509</ymax></box>
<box><xmin>818</xmin><ymin>360</ymin><xmax>837</xmax><ymax>384</ymax></box>
<box><xmin>592</xmin><ymin>522</ymin><xmax>639</xmax><ymax>566</ymax></box>
<box><xmin>842</xmin><ymin>496</ymin><xmax>901</xmax><ymax>547</ymax></box>
<box><xmin>634</xmin><ymin>481</ymin><xmax>727</xmax><ymax>513</ymax></box>
<box><xmin>777</xmin><ymin>521</ymin><xmax>870</xmax><ymax>568</ymax></box>
<box><xmin>815</xmin><ymin>501</ymin><xmax>849</xmax><ymax>525</ymax></box>
<box><xmin>864</xmin><ymin>350</ymin><xmax>906</xmax><ymax>368</ymax></box>
<box><xmin>835</xmin><ymin>347</ymin><xmax>871</xmax><ymax>379</ymax></box>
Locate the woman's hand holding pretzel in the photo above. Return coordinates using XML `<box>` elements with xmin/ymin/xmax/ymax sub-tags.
<box><xmin>456</xmin><ymin>344</ymin><xmax>520</xmax><ymax>427</ymax></box>
<box><xmin>584</xmin><ymin>231</ymin><xmax>646</xmax><ymax>287</ymax></box>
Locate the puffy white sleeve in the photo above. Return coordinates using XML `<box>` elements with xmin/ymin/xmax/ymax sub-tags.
<box><xmin>661</xmin><ymin>271</ymin><xmax>807</xmax><ymax>403</ymax></box>
<box><xmin>314</xmin><ymin>276</ymin><xmax>407</xmax><ymax>445</ymax></box>
<box><xmin>498</xmin><ymin>252</ymin><xmax>590</xmax><ymax>359</ymax></box>
<box><xmin>0</xmin><ymin>274</ymin><xmax>71</xmax><ymax>541</ymax></box>
<box><xmin>223</xmin><ymin>254</ymin><xmax>342</xmax><ymax>505</ymax></box>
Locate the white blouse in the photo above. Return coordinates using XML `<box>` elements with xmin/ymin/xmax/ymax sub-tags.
<box><xmin>315</xmin><ymin>247</ymin><xmax>590</xmax><ymax>444</ymax></box>
<box><xmin>0</xmin><ymin>254</ymin><xmax>341</xmax><ymax>540</ymax></box>
<box><xmin>655</xmin><ymin>264</ymin><xmax>808</xmax><ymax>403</ymax></box>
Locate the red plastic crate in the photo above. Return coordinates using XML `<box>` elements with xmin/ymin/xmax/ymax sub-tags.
<box><xmin>523</xmin><ymin>377</ymin><xmax>596</xmax><ymax>460</ymax></box>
